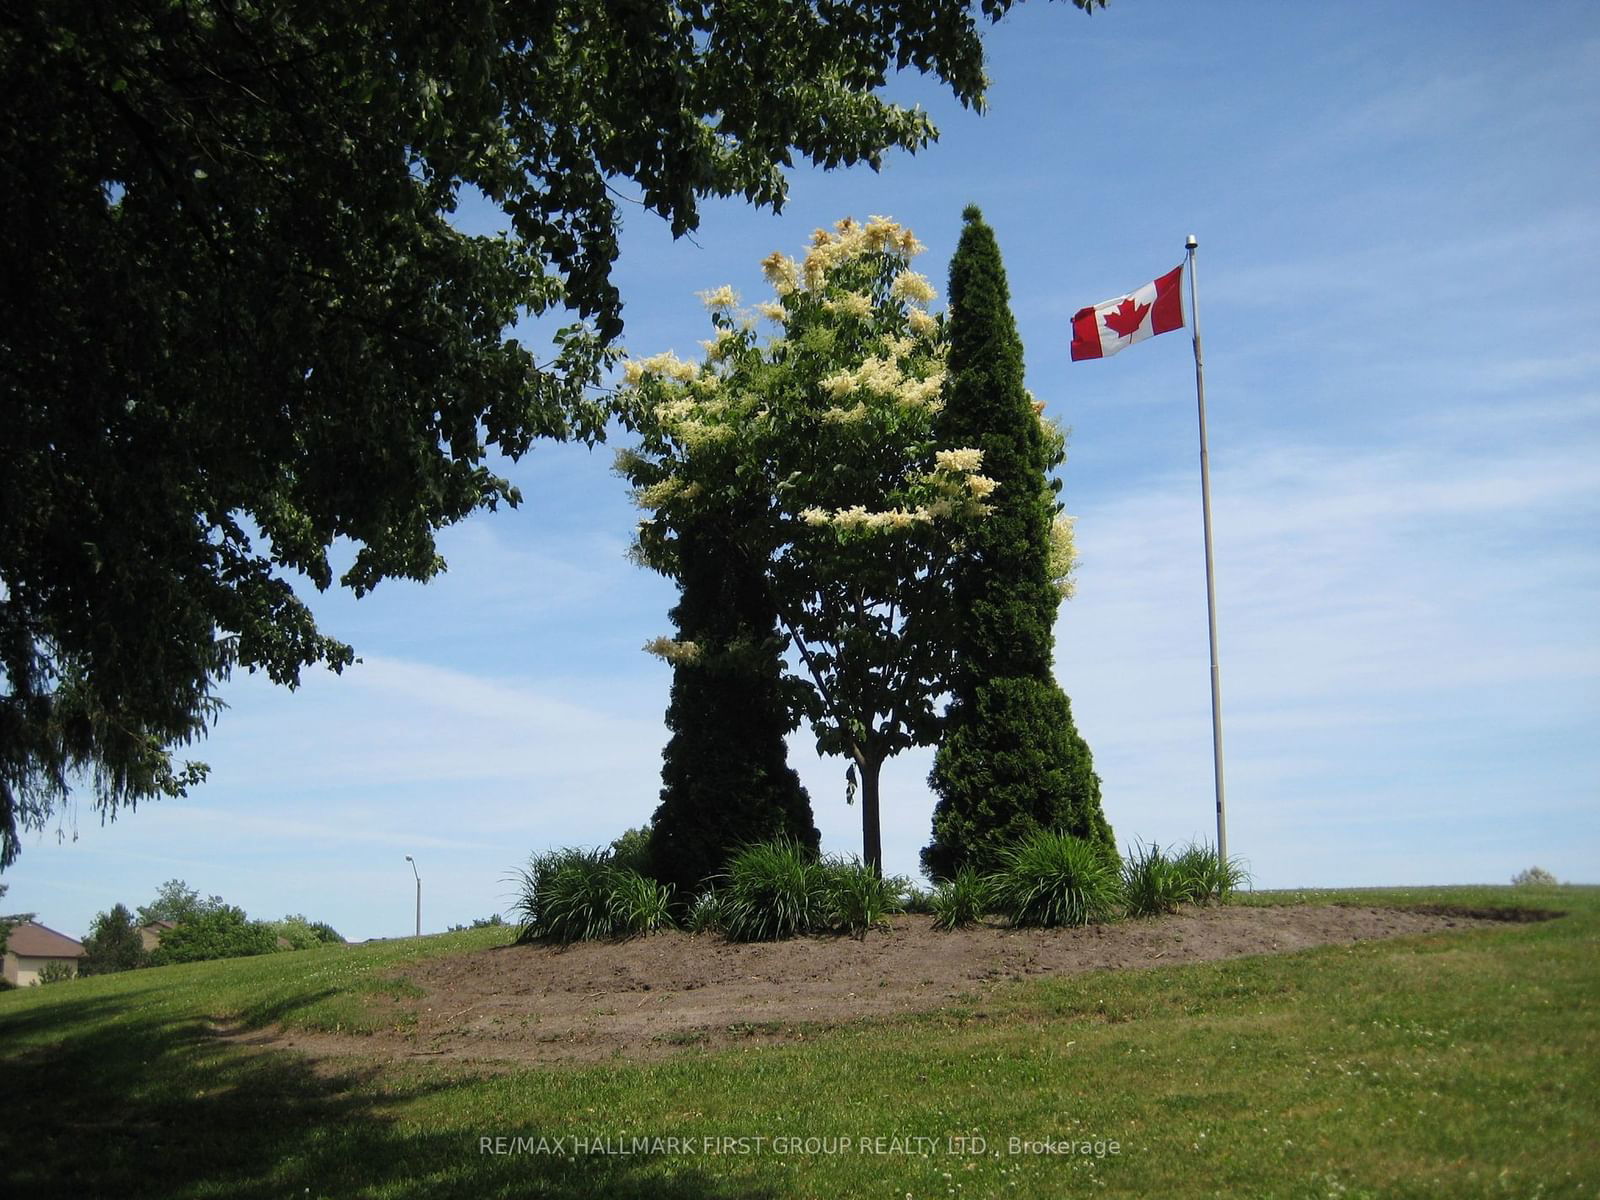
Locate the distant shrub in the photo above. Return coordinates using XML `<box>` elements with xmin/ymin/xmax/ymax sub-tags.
<box><xmin>149</xmin><ymin>906</ymin><xmax>277</xmax><ymax>965</ymax></box>
<box><xmin>930</xmin><ymin>867</ymin><xmax>992</xmax><ymax>931</ymax></box>
<box><xmin>608</xmin><ymin>826</ymin><xmax>654</xmax><ymax>876</ymax></box>
<box><xmin>270</xmin><ymin>915</ymin><xmax>344</xmax><ymax>950</ymax></box>
<box><xmin>1122</xmin><ymin>841</ymin><xmax>1195</xmax><ymax>918</ymax></box>
<box><xmin>34</xmin><ymin>960</ymin><xmax>76</xmax><ymax>986</ymax></box>
<box><xmin>80</xmin><ymin>903</ymin><xmax>149</xmax><ymax>975</ymax></box>
<box><xmin>901</xmin><ymin>887</ymin><xmax>935</xmax><ymax>915</ymax></box>
<box><xmin>719</xmin><ymin>838</ymin><xmax>832</xmax><ymax>942</ymax></box>
<box><xmin>1172</xmin><ymin>842</ymin><xmax>1250</xmax><ymax>903</ymax></box>
<box><xmin>509</xmin><ymin>848</ymin><xmax>675</xmax><ymax>944</ymax></box>
<box><xmin>448</xmin><ymin>914</ymin><xmax>508</xmax><ymax>932</ymax></box>
<box><xmin>991</xmin><ymin>830</ymin><xmax>1122</xmax><ymax>928</ymax></box>
<box><xmin>1512</xmin><ymin>866</ymin><xmax>1559</xmax><ymax>887</ymax></box>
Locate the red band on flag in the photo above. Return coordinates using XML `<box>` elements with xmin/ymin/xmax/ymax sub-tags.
<box><xmin>1150</xmin><ymin>265</ymin><xmax>1184</xmax><ymax>336</ymax></box>
<box><xmin>1069</xmin><ymin>306</ymin><xmax>1104</xmax><ymax>361</ymax></box>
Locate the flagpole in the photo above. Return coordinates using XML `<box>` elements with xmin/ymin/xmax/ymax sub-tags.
<box><xmin>1185</xmin><ymin>234</ymin><xmax>1228</xmax><ymax>869</ymax></box>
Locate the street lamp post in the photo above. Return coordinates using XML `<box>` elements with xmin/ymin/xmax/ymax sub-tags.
<box><xmin>404</xmin><ymin>855</ymin><xmax>420</xmax><ymax>938</ymax></box>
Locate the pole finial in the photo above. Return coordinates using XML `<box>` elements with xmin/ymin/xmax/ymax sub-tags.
<box><xmin>1185</xmin><ymin>234</ymin><xmax>1198</xmax><ymax>250</ymax></box>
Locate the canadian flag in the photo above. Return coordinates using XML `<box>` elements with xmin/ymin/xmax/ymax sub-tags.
<box><xmin>1070</xmin><ymin>264</ymin><xmax>1186</xmax><ymax>361</ymax></box>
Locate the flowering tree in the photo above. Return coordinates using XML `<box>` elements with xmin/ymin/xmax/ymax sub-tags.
<box><xmin>619</xmin><ymin>218</ymin><xmax>992</xmax><ymax>872</ymax></box>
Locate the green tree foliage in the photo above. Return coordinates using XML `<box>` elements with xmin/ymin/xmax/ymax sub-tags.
<box><xmin>135</xmin><ymin>878</ymin><xmax>224</xmax><ymax>928</ymax></box>
<box><xmin>147</xmin><ymin>904</ymin><xmax>277</xmax><ymax>965</ymax></box>
<box><xmin>0</xmin><ymin>0</ymin><xmax>1104</xmax><ymax>870</ymax></box>
<box><xmin>268</xmin><ymin>914</ymin><xmax>344</xmax><ymax>950</ymax></box>
<box><xmin>0</xmin><ymin>881</ymin><xmax>34</xmax><ymax>955</ymax></box>
<box><xmin>923</xmin><ymin>208</ymin><xmax>1114</xmax><ymax>879</ymax></box>
<box><xmin>80</xmin><ymin>902</ymin><xmax>149</xmax><ymax>975</ymax></box>
<box><xmin>620</xmin><ymin>218</ymin><xmax>991</xmax><ymax>872</ymax></box>
<box><xmin>34</xmin><ymin>959</ymin><xmax>76</xmax><ymax>986</ymax></box>
<box><xmin>644</xmin><ymin>524</ymin><xmax>819</xmax><ymax>899</ymax></box>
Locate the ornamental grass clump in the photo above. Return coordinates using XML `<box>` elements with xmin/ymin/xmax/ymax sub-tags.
<box><xmin>606</xmin><ymin>869</ymin><xmax>677</xmax><ymax>937</ymax></box>
<box><xmin>930</xmin><ymin>866</ymin><xmax>992</xmax><ymax>931</ymax></box>
<box><xmin>720</xmin><ymin>838</ymin><xmax>832</xmax><ymax>942</ymax></box>
<box><xmin>824</xmin><ymin>858</ymin><xmax>906</xmax><ymax>938</ymax></box>
<box><xmin>510</xmin><ymin>848</ymin><xmax>675</xmax><ymax>944</ymax></box>
<box><xmin>1122</xmin><ymin>840</ymin><xmax>1195</xmax><ymax>918</ymax></box>
<box><xmin>1172</xmin><ymin>841</ymin><xmax>1250</xmax><ymax>903</ymax></box>
<box><xmin>991</xmin><ymin>830</ymin><xmax>1122</xmax><ymax>928</ymax></box>
<box><xmin>685</xmin><ymin>888</ymin><xmax>726</xmax><ymax>935</ymax></box>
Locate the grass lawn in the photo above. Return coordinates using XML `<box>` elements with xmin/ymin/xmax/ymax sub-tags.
<box><xmin>2</xmin><ymin>885</ymin><xmax>1595</xmax><ymax>1198</ymax></box>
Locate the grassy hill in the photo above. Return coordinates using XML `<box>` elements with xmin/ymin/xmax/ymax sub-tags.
<box><xmin>2</xmin><ymin>885</ymin><xmax>1594</xmax><ymax>1198</ymax></box>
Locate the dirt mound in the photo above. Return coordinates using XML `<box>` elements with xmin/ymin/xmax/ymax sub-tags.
<box><xmin>239</xmin><ymin>904</ymin><xmax>1511</xmax><ymax>1069</ymax></box>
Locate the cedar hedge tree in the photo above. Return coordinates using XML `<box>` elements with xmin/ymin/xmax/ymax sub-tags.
<box><xmin>645</xmin><ymin>524</ymin><xmax>818</xmax><ymax>900</ymax></box>
<box><xmin>924</xmin><ymin>206</ymin><xmax>1114</xmax><ymax>879</ymax></box>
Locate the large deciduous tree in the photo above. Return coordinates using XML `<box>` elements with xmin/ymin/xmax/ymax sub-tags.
<box><xmin>923</xmin><ymin>207</ymin><xmax>1114</xmax><ymax>879</ymax></box>
<box><xmin>135</xmin><ymin>878</ymin><xmax>224</xmax><ymax>927</ymax></box>
<box><xmin>620</xmin><ymin>218</ymin><xmax>992</xmax><ymax>873</ymax></box>
<box><xmin>0</xmin><ymin>1</ymin><xmax>1106</xmax><ymax>869</ymax></box>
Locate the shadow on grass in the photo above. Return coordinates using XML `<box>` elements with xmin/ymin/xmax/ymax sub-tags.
<box><xmin>0</xmin><ymin>986</ymin><xmax>776</xmax><ymax>1200</ymax></box>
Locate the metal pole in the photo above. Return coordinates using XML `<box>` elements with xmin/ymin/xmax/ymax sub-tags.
<box><xmin>1185</xmin><ymin>235</ymin><xmax>1229</xmax><ymax>867</ymax></box>
<box><xmin>405</xmin><ymin>855</ymin><xmax>421</xmax><ymax>937</ymax></box>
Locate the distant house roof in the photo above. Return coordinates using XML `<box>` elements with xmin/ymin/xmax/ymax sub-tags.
<box><xmin>5</xmin><ymin>921</ymin><xmax>86</xmax><ymax>959</ymax></box>
<box><xmin>140</xmin><ymin>920</ymin><xmax>176</xmax><ymax>933</ymax></box>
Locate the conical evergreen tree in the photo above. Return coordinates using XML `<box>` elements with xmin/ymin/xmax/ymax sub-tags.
<box><xmin>646</xmin><ymin>523</ymin><xmax>818</xmax><ymax>899</ymax></box>
<box><xmin>923</xmin><ymin>206</ymin><xmax>1114</xmax><ymax>879</ymax></box>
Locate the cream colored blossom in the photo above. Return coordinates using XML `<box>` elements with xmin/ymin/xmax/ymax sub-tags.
<box><xmin>831</xmin><ymin>505</ymin><xmax>871</xmax><ymax>529</ymax></box>
<box><xmin>862</xmin><ymin>508</ymin><xmax>918</xmax><ymax>531</ymax></box>
<box><xmin>761</xmin><ymin>251</ymin><xmax>800</xmax><ymax>295</ymax></box>
<box><xmin>821</xmin><ymin>370</ymin><xmax>856</xmax><ymax>400</ymax></box>
<box><xmin>698</xmin><ymin>284</ymin><xmax>738</xmax><ymax>311</ymax></box>
<box><xmin>862</xmin><ymin>215</ymin><xmax>901</xmax><ymax>252</ymax></box>
<box><xmin>898</xmin><ymin>372</ymin><xmax>944</xmax><ymax>408</ymax></box>
<box><xmin>637</xmin><ymin>350</ymin><xmax>698</xmax><ymax>382</ymax></box>
<box><xmin>676</xmin><ymin>420</ymin><xmax>733</xmax><ymax>451</ymax></box>
<box><xmin>907</xmin><ymin>307</ymin><xmax>937</xmax><ymax>337</ymax></box>
<box><xmin>1048</xmin><ymin>514</ymin><xmax>1078</xmax><ymax>600</ymax></box>
<box><xmin>828</xmin><ymin>291</ymin><xmax>873</xmax><ymax>320</ymax></box>
<box><xmin>965</xmin><ymin>474</ymin><xmax>999</xmax><ymax>500</ymax></box>
<box><xmin>799</xmin><ymin>507</ymin><xmax>831</xmax><ymax>527</ymax></box>
<box><xmin>755</xmin><ymin>300</ymin><xmax>787</xmax><ymax>322</ymax></box>
<box><xmin>855</xmin><ymin>354</ymin><xmax>901</xmax><ymax>394</ymax></box>
<box><xmin>653</xmin><ymin>396</ymin><xmax>697</xmax><ymax>424</ymax></box>
<box><xmin>936</xmin><ymin>447</ymin><xmax>985</xmax><ymax>474</ymax></box>
<box><xmin>891</xmin><ymin>270</ymin><xmax>936</xmax><ymax>304</ymax></box>
<box><xmin>643</xmin><ymin>636</ymin><xmax>702</xmax><ymax>666</ymax></box>
<box><xmin>700</xmin><ymin>328</ymin><xmax>736</xmax><ymax>360</ymax></box>
<box><xmin>802</xmin><ymin>240</ymin><xmax>839</xmax><ymax>290</ymax></box>
<box><xmin>820</xmin><ymin>402</ymin><xmax>868</xmax><ymax>425</ymax></box>
<box><xmin>622</xmin><ymin>359</ymin><xmax>646</xmax><ymax>385</ymax></box>
<box><xmin>897</xmin><ymin>227</ymin><xmax>926</xmax><ymax>257</ymax></box>
<box><xmin>633</xmin><ymin>477</ymin><xmax>681</xmax><ymax>509</ymax></box>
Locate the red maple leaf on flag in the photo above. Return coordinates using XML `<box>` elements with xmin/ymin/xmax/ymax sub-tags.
<box><xmin>1102</xmin><ymin>297</ymin><xmax>1150</xmax><ymax>339</ymax></box>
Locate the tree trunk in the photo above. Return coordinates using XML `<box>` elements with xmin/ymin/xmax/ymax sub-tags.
<box><xmin>859</xmin><ymin>752</ymin><xmax>884</xmax><ymax>876</ymax></box>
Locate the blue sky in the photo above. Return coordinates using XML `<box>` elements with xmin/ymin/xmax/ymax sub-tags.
<box><xmin>8</xmin><ymin>1</ymin><xmax>1597</xmax><ymax>941</ymax></box>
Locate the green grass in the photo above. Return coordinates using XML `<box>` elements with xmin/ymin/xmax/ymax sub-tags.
<box><xmin>3</xmin><ymin>887</ymin><xmax>1596</xmax><ymax>1198</ymax></box>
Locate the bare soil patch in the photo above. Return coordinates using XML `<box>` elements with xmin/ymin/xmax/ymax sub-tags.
<box><xmin>245</xmin><ymin>905</ymin><xmax>1508</xmax><ymax>1069</ymax></box>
